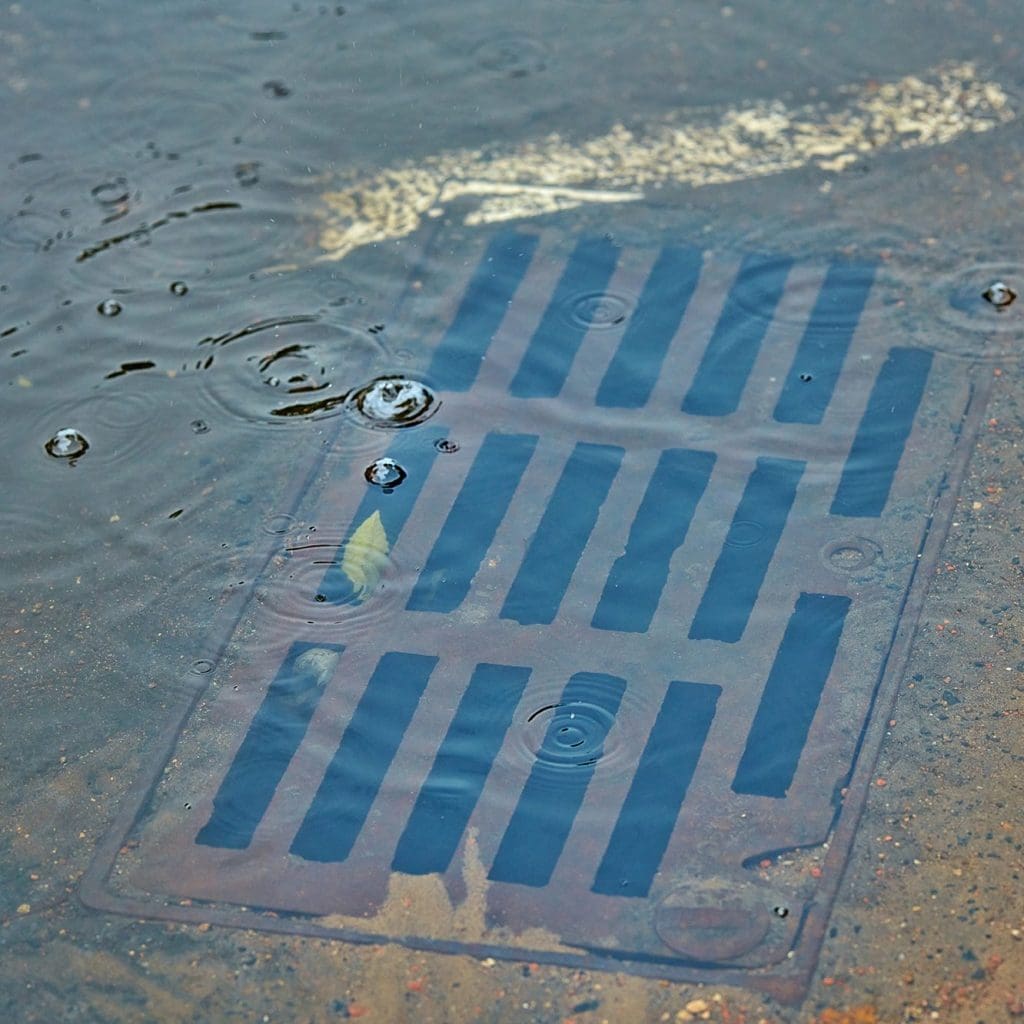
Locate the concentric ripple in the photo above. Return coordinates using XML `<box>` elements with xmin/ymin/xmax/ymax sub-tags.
<box><xmin>191</xmin><ymin>315</ymin><xmax>387</xmax><ymax>426</ymax></box>
<box><xmin>34</xmin><ymin>390</ymin><xmax>168</xmax><ymax>471</ymax></box>
<box><xmin>499</xmin><ymin>675</ymin><xmax>658</xmax><ymax>786</ymax></box>
<box><xmin>87</xmin><ymin>63</ymin><xmax>251</xmax><ymax>155</ymax></box>
<box><xmin>566</xmin><ymin>290</ymin><xmax>633</xmax><ymax>330</ymax></box>
<box><xmin>0</xmin><ymin>207</ymin><xmax>76</xmax><ymax>255</ymax></box>
<box><xmin>250</xmin><ymin>532</ymin><xmax>407</xmax><ymax>641</ymax></box>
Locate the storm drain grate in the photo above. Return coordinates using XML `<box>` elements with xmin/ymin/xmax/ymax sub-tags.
<box><xmin>83</xmin><ymin>230</ymin><xmax>988</xmax><ymax>1001</ymax></box>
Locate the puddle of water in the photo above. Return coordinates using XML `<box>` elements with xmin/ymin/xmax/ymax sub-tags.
<box><xmin>4</xmin><ymin>2</ymin><xmax>1024</xmax><ymax>1019</ymax></box>
<box><xmin>76</xmin><ymin>226</ymin><xmax>986</xmax><ymax>1002</ymax></box>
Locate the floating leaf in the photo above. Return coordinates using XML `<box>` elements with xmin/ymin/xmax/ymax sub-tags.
<box><xmin>340</xmin><ymin>510</ymin><xmax>389</xmax><ymax>601</ymax></box>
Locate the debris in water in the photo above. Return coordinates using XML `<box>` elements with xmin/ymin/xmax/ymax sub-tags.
<box><xmin>335</xmin><ymin>510</ymin><xmax>390</xmax><ymax>601</ymax></box>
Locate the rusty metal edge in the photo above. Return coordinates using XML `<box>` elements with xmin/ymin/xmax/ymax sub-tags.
<box><xmin>779</xmin><ymin>359</ymin><xmax>995</xmax><ymax>998</ymax></box>
<box><xmin>77</xmin><ymin>234</ymin><xmax>994</xmax><ymax>1007</ymax></box>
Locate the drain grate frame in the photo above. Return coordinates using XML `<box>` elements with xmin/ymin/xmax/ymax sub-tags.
<box><xmin>81</xmin><ymin>227</ymin><xmax>992</xmax><ymax>1003</ymax></box>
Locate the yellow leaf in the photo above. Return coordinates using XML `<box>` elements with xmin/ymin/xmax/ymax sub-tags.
<box><xmin>341</xmin><ymin>510</ymin><xmax>389</xmax><ymax>601</ymax></box>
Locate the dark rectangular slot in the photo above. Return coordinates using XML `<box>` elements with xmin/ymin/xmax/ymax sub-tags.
<box><xmin>592</xmin><ymin>681</ymin><xmax>720</xmax><ymax>897</ymax></box>
<box><xmin>682</xmin><ymin>254</ymin><xmax>792</xmax><ymax>416</ymax></box>
<box><xmin>592</xmin><ymin>448</ymin><xmax>716</xmax><ymax>633</ymax></box>
<box><xmin>196</xmin><ymin>641</ymin><xmax>343</xmax><ymax>850</ymax></box>
<box><xmin>488</xmin><ymin>672</ymin><xmax>626</xmax><ymax>888</ymax></box>
<box><xmin>689</xmin><ymin>457</ymin><xmax>804</xmax><ymax>643</ymax></box>
<box><xmin>596</xmin><ymin>246</ymin><xmax>703</xmax><ymax>409</ymax></box>
<box><xmin>501</xmin><ymin>442</ymin><xmax>624</xmax><ymax>625</ymax></box>
<box><xmin>732</xmin><ymin>593</ymin><xmax>851</xmax><ymax>798</ymax></box>
<box><xmin>407</xmin><ymin>433</ymin><xmax>538</xmax><ymax>613</ymax></box>
<box><xmin>509</xmin><ymin>237</ymin><xmax>619</xmax><ymax>398</ymax></box>
<box><xmin>316</xmin><ymin>427</ymin><xmax>444</xmax><ymax>604</ymax></box>
<box><xmin>773</xmin><ymin>262</ymin><xmax>875</xmax><ymax>424</ymax></box>
<box><xmin>290</xmin><ymin>652</ymin><xmax>437</xmax><ymax>863</ymax></box>
<box><xmin>830</xmin><ymin>347</ymin><xmax>933</xmax><ymax>517</ymax></box>
<box><xmin>392</xmin><ymin>663</ymin><xmax>532</xmax><ymax>876</ymax></box>
<box><xmin>427</xmin><ymin>232</ymin><xmax>539</xmax><ymax>391</ymax></box>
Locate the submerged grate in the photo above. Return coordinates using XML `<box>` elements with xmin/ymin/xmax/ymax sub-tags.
<box><xmin>83</xmin><ymin>229</ymin><xmax>988</xmax><ymax>1001</ymax></box>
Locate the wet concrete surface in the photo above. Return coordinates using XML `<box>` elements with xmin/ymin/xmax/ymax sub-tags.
<box><xmin>2</xmin><ymin>1</ymin><xmax>1024</xmax><ymax>1020</ymax></box>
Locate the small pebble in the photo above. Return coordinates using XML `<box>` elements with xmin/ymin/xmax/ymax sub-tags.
<box><xmin>16</xmin><ymin>903</ymin><xmax>30</xmax><ymax>914</ymax></box>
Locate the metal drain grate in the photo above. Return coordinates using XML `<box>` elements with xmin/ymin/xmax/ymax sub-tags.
<box><xmin>83</xmin><ymin>229</ymin><xmax>987</xmax><ymax>1002</ymax></box>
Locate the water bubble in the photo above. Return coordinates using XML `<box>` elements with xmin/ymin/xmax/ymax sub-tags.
<box><xmin>44</xmin><ymin>427</ymin><xmax>89</xmax><ymax>462</ymax></box>
<box><xmin>434</xmin><ymin>438</ymin><xmax>460</xmax><ymax>454</ymax></box>
<box><xmin>97</xmin><ymin>299</ymin><xmax>122</xmax><ymax>317</ymax></box>
<box><xmin>364</xmin><ymin>457</ymin><xmax>407</xmax><ymax>492</ymax></box>
<box><xmin>170</xmin><ymin>280</ymin><xmax>189</xmax><ymax>296</ymax></box>
<box><xmin>351</xmin><ymin>375</ymin><xmax>438</xmax><ymax>428</ymax></box>
<box><xmin>982</xmin><ymin>280</ymin><xmax>1016</xmax><ymax>309</ymax></box>
<box><xmin>190</xmin><ymin>419</ymin><xmax>210</xmax><ymax>434</ymax></box>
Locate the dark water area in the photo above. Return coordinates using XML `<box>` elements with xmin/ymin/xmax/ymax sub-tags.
<box><xmin>3</xmin><ymin>2</ymin><xmax>1024</xmax><ymax>1021</ymax></box>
